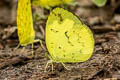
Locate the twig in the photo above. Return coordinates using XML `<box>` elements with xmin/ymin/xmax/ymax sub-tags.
<box><xmin>0</xmin><ymin>56</ymin><xmax>27</xmax><ymax>69</ymax></box>
<box><xmin>92</xmin><ymin>24</ymin><xmax>120</xmax><ymax>33</ymax></box>
<box><xmin>0</xmin><ymin>49</ymin><xmax>33</xmax><ymax>69</ymax></box>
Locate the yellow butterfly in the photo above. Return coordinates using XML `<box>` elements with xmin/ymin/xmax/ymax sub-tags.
<box><xmin>17</xmin><ymin>0</ymin><xmax>44</xmax><ymax>56</ymax></box>
<box><xmin>45</xmin><ymin>8</ymin><xmax>94</xmax><ymax>71</ymax></box>
<box><xmin>32</xmin><ymin>0</ymin><xmax>74</xmax><ymax>9</ymax></box>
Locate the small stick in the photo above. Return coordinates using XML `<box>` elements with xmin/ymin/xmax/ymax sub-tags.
<box><xmin>0</xmin><ymin>56</ymin><xmax>27</xmax><ymax>69</ymax></box>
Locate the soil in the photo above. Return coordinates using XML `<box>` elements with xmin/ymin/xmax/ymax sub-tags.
<box><xmin>0</xmin><ymin>0</ymin><xmax>120</xmax><ymax>80</ymax></box>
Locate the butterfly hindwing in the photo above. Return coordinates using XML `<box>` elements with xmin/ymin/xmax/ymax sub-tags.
<box><xmin>46</xmin><ymin>8</ymin><xmax>94</xmax><ymax>62</ymax></box>
<box><xmin>17</xmin><ymin>0</ymin><xmax>35</xmax><ymax>46</ymax></box>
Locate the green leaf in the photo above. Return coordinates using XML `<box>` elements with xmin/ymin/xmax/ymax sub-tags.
<box><xmin>92</xmin><ymin>0</ymin><xmax>107</xmax><ymax>7</ymax></box>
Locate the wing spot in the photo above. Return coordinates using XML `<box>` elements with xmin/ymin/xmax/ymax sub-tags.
<box><xmin>26</xmin><ymin>8</ymin><xmax>28</xmax><ymax>11</ymax></box>
<box><xmin>72</xmin><ymin>56</ymin><xmax>74</xmax><ymax>59</ymax></box>
<box><xmin>63</xmin><ymin>54</ymin><xmax>66</xmax><ymax>57</ymax></box>
<box><xmin>68</xmin><ymin>41</ymin><xmax>74</xmax><ymax>46</ymax></box>
<box><xmin>65</xmin><ymin>31</ymin><xmax>74</xmax><ymax>46</ymax></box>
<box><xmin>73</xmin><ymin>30</ymin><xmax>75</xmax><ymax>33</ymax></box>
<box><xmin>82</xmin><ymin>43</ymin><xmax>85</xmax><ymax>47</ymax></box>
<box><xmin>79</xmin><ymin>49</ymin><xmax>82</xmax><ymax>53</ymax></box>
<box><xmin>72</xmin><ymin>53</ymin><xmax>74</xmax><ymax>55</ymax></box>
<box><xmin>78</xmin><ymin>35</ymin><xmax>82</xmax><ymax>39</ymax></box>
<box><xmin>63</xmin><ymin>50</ymin><xmax>66</xmax><ymax>52</ymax></box>
<box><xmin>58</xmin><ymin>46</ymin><xmax>61</xmax><ymax>49</ymax></box>
<box><xmin>65</xmin><ymin>31</ymin><xmax>69</xmax><ymax>39</ymax></box>
<box><xmin>73</xmin><ymin>58</ymin><xmax>76</xmax><ymax>61</ymax></box>
<box><xmin>79</xmin><ymin>36</ymin><xmax>81</xmax><ymax>38</ymax></box>
<box><xmin>77</xmin><ymin>39</ymin><xmax>81</xmax><ymax>43</ymax></box>
<box><xmin>51</xmin><ymin>42</ymin><xmax>53</xmax><ymax>44</ymax></box>
<box><xmin>50</xmin><ymin>28</ymin><xmax>59</xmax><ymax>33</ymax></box>
<box><xmin>58</xmin><ymin>13</ymin><xmax>63</xmax><ymax>22</ymax></box>
<box><xmin>18</xmin><ymin>32</ymin><xmax>22</xmax><ymax>36</ymax></box>
<box><xmin>52</xmin><ymin>12</ymin><xmax>57</xmax><ymax>16</ymax></box>
<box><xmin>50</xmin><ymin>28</ymin><xmax>53</xmax><ymax>31</ymax></box>
<box><xmin>26</xmin><ymin>2</ymin><xmax>29</xmax><ymax>5</ymax></box>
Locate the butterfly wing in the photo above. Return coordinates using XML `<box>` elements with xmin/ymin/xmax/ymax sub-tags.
<box><xmin>32</xmin><ymin>0</ymin><xmax>73</xmax><ymax>9</ymax></box>
<box><xmin>17</xmin><ymin>0</ymin><xmax>35</xmax><ymax>46</ymax></box>
<box><xmin>46</xmin><ymin>8</ymin><xmax>94</xmax><ymax>62</ymax></box>
<box><xmin>32</xmin><ymin>0</ymin><xmax>62</xmax><ymax>9</ymax></box>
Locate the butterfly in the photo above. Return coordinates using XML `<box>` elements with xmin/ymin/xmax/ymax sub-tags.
<box><xmin>17</xmin><ymin>0</ymin><xmax>44</xmax><ymax>57</ymax></box>
<box><xmin>32</xmin><ymin>0</ymin><xmax>74</xmax><ymax>9</ymax></box>
<box><xmin>45</xmin><ymin>8</ymin><xmax>95</xmax><ymax>71</ymax></box>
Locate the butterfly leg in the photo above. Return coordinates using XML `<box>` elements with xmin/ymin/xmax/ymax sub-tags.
<box><xmin>31</xmin><ymin>43</ymin><xmax>34</xmax><ymax>57</ymax></box>
<box><xmin>33</xmin><ymin>39</ymin><xmax>46</xmax><ymax>58</ymax></box>
<box><xmin>21</xmin><ymin>47</ymin><xmax>25</xmax><ymax>53</ymax></box>
<box><xmin>18</xmin><ymin>47</ymin><xmax>26</xmax><ymax>57</ymax></box>
<box><xmin>61</xmin><ymin>63</ymin><xmax>70</xmax><ymax>70</ymax></box>
<box><xmin>34</xmin><ymin>39</ymin><xmax>46</xmax><ymax>50</ymax></box>
<box><xmin>44</xmin><ymin>60</ymin><xmax>53</xmax><ymax>72</ymax></box>
<box><xmin>44</xmin><ymin>53</ymin><xmax>54</xmax><ymax>72</ymax></box>
<box><xmin>14</xmin><ymin>44</ymin><xmax>20</xmax><ymax>50</ymax></box>
<box><xmin>25</xmin><ymin>43</ymin><xmax>35</xmax><ymax>59</ymax></box>
<box><xmin>51</xmin><ymin>62</ymin><xmax>54</xmax><ymax>71</ymax></box>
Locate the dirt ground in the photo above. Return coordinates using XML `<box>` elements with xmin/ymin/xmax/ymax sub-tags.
<box><xmin>0</xmin><ymin>0</ymin><xmax>120</xmax><ymax>80</ymax></box>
